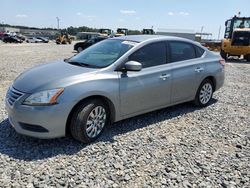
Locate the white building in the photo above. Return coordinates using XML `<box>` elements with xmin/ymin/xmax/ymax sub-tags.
<box><xmin>0</xmin><ymin>27</ymin><xmax>20</xmax><ymax>33</ymax></box>
<box><xmin>156</xmin><ymin>28</ymin><xmax>196</xmax><ymax>41</ymax></box>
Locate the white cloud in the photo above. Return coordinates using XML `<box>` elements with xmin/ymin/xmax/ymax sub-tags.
<box><xmin>179</xmin><ymin>12</ymin><xmax>190</xmax><ymax>16</ymax></box>
<box><xmin>84</xmin><ymin>15</ymin><xmax>96</xmax><ymax>19</ymax></box>
<box><xmin>168</xmin><ymin>12</ymin><xmax>174</xmax><ymax>16</ymax></box>
<box><xmin>76</xmin><ymin>13</ymin><xmax>97</xmax><ymax>21</ymax></box>
<box><xmin>16</xmin><ymin>14</ymin><xmax>28</xmax><ymax>18</ymax></box>
<box><xmin>118</xmin><ymin>18</ymin><xmax>125</xmax><ymax>22</ymax></box>
<box><xmin>120</xmin><ymin>10</ymin><xmax>136</xmax><ymax>15</ymax></box>
<box><xmin>168</xmin><ymin>11</ymin><xmax>190</xmax><ymax>16</ymax></box>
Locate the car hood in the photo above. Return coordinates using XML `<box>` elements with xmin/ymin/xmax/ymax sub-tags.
<box><xmin>13</xmin><ymin>61</ymin><xmax>99</xmax><ymax>93</ymax></box>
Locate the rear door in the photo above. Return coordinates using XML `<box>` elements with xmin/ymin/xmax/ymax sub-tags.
<box><xmin>168</xmin><ymin>41</ymin><xmax>205</xmax><ymax>103</ymax></box>
<box><xmin>119</xmin><ymin>42</ymin><xmax>172</xmax><ymax>116</ymax></box>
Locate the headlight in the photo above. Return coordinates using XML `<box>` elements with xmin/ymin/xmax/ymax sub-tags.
<box><xmin>23</xmin><ymin>88</ymin><xmax>64</xmax><ymax>106</ymax></box>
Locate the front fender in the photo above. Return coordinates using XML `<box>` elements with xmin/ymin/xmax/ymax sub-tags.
<box><xmin>58</xmin><ymin>72</ymin><xmax>121</xmax><ymax>121</ymax></box>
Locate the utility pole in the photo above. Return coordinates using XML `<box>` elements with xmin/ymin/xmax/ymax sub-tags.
<box><xmin>200</xmin><ymin>26</ymin><xmax>204</xmax><ymax>40</ymax></box>
<box><xmin>56</xmin><ymin>17</ymin><xmax>60</xmax><ymax>30</ymax></box>
<box><xmin>200</xmin><ymin>26</ymin><xmax>204</xmax><ymax>34</ymax></box>
<box><xmin>218</xmin><ymin>25</ymin><xmax>221</xmax><ymax>40</ymax></box>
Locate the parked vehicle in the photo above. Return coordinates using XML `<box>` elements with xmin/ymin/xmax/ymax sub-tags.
<box><xmin>26</xmin><ymin>37</ymin><xmax>43</xmax><ymax>43</ymax></box>
<box><xmin>15</xmin><ymin>34</ymin><xmax>26</xmax><ymax>41</ymax></box>
<box><xmin>3</xmin><ymin>35</ymin><xmax>23</xmax><ymax>43</ymax></box>
<box><xmin>221</xmin><ymin>15</ymin><xmax>250</xmax><ymax>61</ymax></box>
<box><xmin>56</xmin><ymin>33</ymin><xmax>72</xmax><ymax>44</ymax></box>
<box><xmin>36</xmin><ymin>37</ymin><xmax>49</xmax><ymax>43</ymax></box>
<box><xmin>6</xmin><ymin>35</ymin><xmax>225</xmax><ymax>143</ymax></box>
<box><xmin>142</xmin><ymin>29</ymin><xmax>155</xmax><ymax>35</ymax></box>
<box><xmin>74</xmin><ymin>36</ymin><xmax>107</xmax><ymax>53</ymax></box>
<box><xmin>99</xmin><ymin>29</ymin><xmax>112</xmax><ymax>37</ymax></box>
<box><xmin>0</xmin><ymin>32</ymin><xmax>4</xmax><ymax>40</ymax></box>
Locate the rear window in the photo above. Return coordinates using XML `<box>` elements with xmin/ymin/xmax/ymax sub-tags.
<box><xmin>232</xmin><ymin>32</ymin><xmax>250</xmax><ymax>46</ymax></box>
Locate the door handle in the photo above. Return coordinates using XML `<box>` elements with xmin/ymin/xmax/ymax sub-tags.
<box><xmin>160</xmin><ymin>74</ymin><xmax>171</xmax><ymax>80</ymax></box>
<box><xmin>195</xmin><ymin>67</ymin><xmax>204</xmax><ymax>73</ymax></box>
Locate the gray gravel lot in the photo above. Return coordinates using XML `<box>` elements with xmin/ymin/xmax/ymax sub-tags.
<box><xmin>0</xmin><ymin>42</ymin><xmax>249</xmax><ymax>187</ymax></box>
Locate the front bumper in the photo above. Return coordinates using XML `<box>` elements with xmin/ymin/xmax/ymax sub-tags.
<box><xmin>5</xmin><ymin>91</ymin><xmax>72</xmax><ymax>139</ymax></box>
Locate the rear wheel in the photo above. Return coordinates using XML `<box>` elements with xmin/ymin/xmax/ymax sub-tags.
<box><xmin>70</xmin><ymin>99</ymin><xmax>109</xmax><ymax>143</ymax></box>
<box><xmin>244</xmin><ymin>54</ymin><xmax>250</xmax><ymax>62</ymax></box>
<box><xmin>220</xmin><ymin>50</ymin><xmax>227</xmax><ymax>60</ymax></box>
<box><xmin>194</xmin><ymin>79</ymin><xmax>214</xmax><ymax>107</ymax></box>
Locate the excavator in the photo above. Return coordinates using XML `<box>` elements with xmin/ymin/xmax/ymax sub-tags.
<box><xmin>221</xmin><ymin>14</ymin><xmax>250</xmax><ymax>61</ymax></box>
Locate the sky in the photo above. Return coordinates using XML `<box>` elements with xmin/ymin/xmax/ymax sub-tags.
<box><xmin>1</xmin><ymin>0</ymin><xmax>249</xmax><ymax>39</ymax></box>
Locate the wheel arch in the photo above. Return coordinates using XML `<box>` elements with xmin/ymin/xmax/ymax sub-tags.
<box><xmin>65</xmin><ymin>95</ymin><xmax>116</xmax><ymax>137</ymax></box>
<box><xmin>203</xmin><ymin>76</ymin><xmax>216</xmax><ymax>91</ymax></box>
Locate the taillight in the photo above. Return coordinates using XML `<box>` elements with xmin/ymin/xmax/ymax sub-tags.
<box><xmin>219</xmin><ymin>59</ymin><xmax>226</xmax><ymax>66</ymax></box>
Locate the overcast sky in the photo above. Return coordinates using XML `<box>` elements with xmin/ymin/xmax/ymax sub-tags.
<box><xmin>1</xmin><ymin>0</ymin><xmax>249</xmax><ymax>38</ymax></box>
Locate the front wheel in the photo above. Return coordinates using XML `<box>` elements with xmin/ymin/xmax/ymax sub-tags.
<box><xmin>70</xmin><ymin>99</ymin><xmax>109</xmax><ymax>143</ymax></box>
<box><xmin>194</xmin><ymin>79</ymin><xmax>214</xmax><ymax>107</ymax></box>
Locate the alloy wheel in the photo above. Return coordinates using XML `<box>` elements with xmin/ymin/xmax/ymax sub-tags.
<box><xmin>86</xmin><ymin>106</ymin><xmax>106</xmax><ymax>138</ymax></box>
<box><xmin>199</xmin><ymin>83</ymin><xmax>213</xmax><ymax>104</ymax></box>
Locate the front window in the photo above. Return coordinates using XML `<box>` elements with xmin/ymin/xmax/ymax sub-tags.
<box><xmin>68</xmin><ymin>39</ymin><xmax>136</xmax><ymax>68</ymax></box>
<box><xmin>233</xmin><ymin>19</ymin><xmax>250</xmax><ymax>29</ymax></box>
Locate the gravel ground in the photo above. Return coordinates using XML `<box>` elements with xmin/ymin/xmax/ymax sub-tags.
<box><xmin>0</xmin><ymin>42</ymin><xmax>249</xmax><ymax>187</ymax></box>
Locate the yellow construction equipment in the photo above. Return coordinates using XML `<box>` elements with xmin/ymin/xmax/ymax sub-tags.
<box><xmin>99</xmin><ymin>29</ymin><xmax>112</xmax><ymax>37</ymax></box>
<box><xmin>115</xmin><ymin>28</ymin><xmax>128</xmax><ymax>37</ymax></box>
<box><xmin>142</xmin><ymin>29</ymin><xmax>154</xmax><ymax>35</ymax></box>
<box><xmin>56</xmin><ymin>33</ymin><xmax>72</xmax><ymax>44</ymax></box>
<box><xmin>221</xmin><ymin>15</ymin><xmax>250</xmax><ymax>61</ymax></box>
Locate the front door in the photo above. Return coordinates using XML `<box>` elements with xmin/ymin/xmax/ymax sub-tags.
<box><xmin>119</xmin><ymin>42</ymin><xmax>172</xmax><ymax>116</ymax></box>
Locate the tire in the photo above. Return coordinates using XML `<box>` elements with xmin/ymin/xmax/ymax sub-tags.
<box><xmin>220</xmin><ymin>50</ymin><xmax>227</xmax><ymax>60</ymax></box>
<box><xmin>194</xmin><ymin>79</ymin><xmax>214</xmax><ymax>107</ymax></box>
<box><xmin>56</xmin><ymin>39</ymin><xmax>61</xmax><ymax>45</ymax></box>
<box><xmin>70</xmin><ymin>99</ymin><xmax>109</xmax><ymax>143</ymax></box>
<box><xmin>244</xmin><ymin>54</ymin><xmax>250</xmax><ymax>62</ymax></box>
<box><xmin>77</xmin><ymin>47</ymin><xmax>83</xmax><ymax>53</ymax></box>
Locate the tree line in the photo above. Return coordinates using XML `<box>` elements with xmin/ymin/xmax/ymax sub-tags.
<box><xmin>0</xmin><ymin>24</ymin><xmax>142</xmax><ymax>35</ymax></box>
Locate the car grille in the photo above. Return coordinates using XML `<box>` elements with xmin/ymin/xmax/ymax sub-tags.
<box><xmin>6</xmin><ymin>87</ymin><xmax>24</xmax><ymax>106</ymax></box>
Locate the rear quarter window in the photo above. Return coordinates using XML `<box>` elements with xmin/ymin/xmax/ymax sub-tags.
<box><xmin>195</xmin><ymin>45</ymin><xmax>205</xmax><ymax>57</ymax></box>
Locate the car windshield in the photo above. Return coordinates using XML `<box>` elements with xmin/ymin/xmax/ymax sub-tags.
<box><xmin>68</xmin><ymin>39</ymin><xmax>137</xmax><ymax>68</ymax></box>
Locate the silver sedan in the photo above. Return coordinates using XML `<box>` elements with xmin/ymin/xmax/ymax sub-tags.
<box><xmin>6</xmin><ymin>35</ymin><xmax>225</xmax><ymax>143</ymax></box>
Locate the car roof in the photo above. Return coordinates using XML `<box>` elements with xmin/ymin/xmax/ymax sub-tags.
<box><xmin>112</xmin><ymin>35</ymin><xmax>184</xmax><ymax>43</ymax></box>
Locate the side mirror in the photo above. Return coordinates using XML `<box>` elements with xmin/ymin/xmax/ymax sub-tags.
<box><xmin>124</xmin><ymin>61</ymin><xmax>142</xmax><ymax>72</ymax></box>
